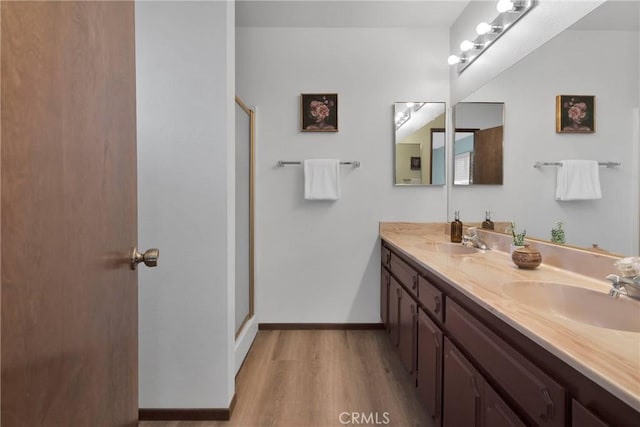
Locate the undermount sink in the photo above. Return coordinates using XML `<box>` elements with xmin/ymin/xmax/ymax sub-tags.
<box><xmin>502</xmin><ymin>281</ymin><xmax>640</xmax><ymax>333</ymax></box>
<box><xmin>423</xmin><ymin>243</ymin><xmax>479</xmax><ymax>255</ymax></box>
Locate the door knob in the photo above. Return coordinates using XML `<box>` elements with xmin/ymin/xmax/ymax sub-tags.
<box><xmin>131</xmin><ymin>248</ymin><xmax>159</xmax><ymax>270</ymax></box>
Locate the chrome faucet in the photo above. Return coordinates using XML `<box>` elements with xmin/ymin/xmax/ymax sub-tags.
<box><xmin>462</xmin><ymin>227</ymin><xmax>489</xmax><ymax>250</ymax></box>
<box><xmin>606</xmin><ymin>274</ymin><xmax>640</xmax><ymax>300</ymax></box>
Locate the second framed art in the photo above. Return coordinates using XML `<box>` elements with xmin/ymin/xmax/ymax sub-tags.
<box><xmin>301</xmin><ymin>93</ymin><xmax>338</xmax><ymax>132</ymax></box>
<box><xmin>556</xmin><ymin>95</ymin><xmax>595</xmax><ymax>133</ymax></box>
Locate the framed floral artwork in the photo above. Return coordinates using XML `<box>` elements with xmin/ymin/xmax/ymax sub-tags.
<box><xmin>556</xmin><ymin>95</ymin><xmax>595</xmax><ymax>133</ymax></box>
<box><xmin>301</xmin><ymin>93</ymin><xmax>338</xmax><ymax>132</ymax></box>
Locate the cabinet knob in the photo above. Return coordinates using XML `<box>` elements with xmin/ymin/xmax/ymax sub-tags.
<box><xmin>434</xmin><ymin>295</ymin><xmax>441</xmax><ymax>314</ymax></box>
<box><xmin>412</xmin><ymin>276</ymin><xmax>417</xmax><ymax>289</ymax></box>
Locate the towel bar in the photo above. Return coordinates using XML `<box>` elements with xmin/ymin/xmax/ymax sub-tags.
<box><xmin>534</xmin><ymin>161</ymin><xmax>621</xmax><ymax>168</ymax></box>
<box><xmin>277</xmin><ymin>160</ymin><xmax>360</xmax><ymax>168</ymax></box>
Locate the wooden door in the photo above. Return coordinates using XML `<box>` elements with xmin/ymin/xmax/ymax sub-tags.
<box><xmin>472</xmin><ymin>125</ymin><xmax>503</xmax><ymax>185</ymax></box>
<box><xmin>443</xmin><ymin>338</ymin><xmax>483</xmax><ymax>427</ymax></box>
<box><xmin>417</xmin><ymin>309</ymin><xmax>443</xmax><ymax>426</ymax></box>
<box><xmin>1</xmin><ymin>2</ymin><xmax>138</xmax><ymax>426</ymax></box>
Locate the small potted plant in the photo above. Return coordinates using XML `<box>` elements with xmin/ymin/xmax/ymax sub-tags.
<box><xmin>509</xmin><ymin>222</ymin><xmax>526</xmax><ymax>254</ymax></box>
<box><xmin>550</xmin><ymin>221</ymin><xmax>565</xmax><ymax>244</ymax></box>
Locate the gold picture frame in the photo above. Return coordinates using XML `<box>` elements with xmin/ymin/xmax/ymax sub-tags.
<box><xmin>301</xmin><ymin>93</ymin><xmax>338</xmax><ymax>132</ymax></box>
<box><xmin>556</xmin><ymin>95</ymin><xmax>595</xmax><ymax>133</ymax></box>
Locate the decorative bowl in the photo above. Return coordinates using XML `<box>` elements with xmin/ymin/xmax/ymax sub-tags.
<box><xmin>512</xmin><ymin>244</ymin><xmax>542</xmax><ymax>269</ymax></box>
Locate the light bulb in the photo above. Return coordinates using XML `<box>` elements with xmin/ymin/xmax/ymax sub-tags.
<box><xmin>447</xmin><ymin>55</ymin><xmax>461</xmax><ymax>65</ymax></box>
<box><xmin>496</xmin><ymin>0</ymin><xmax>514</xmax><ymax>13</ymax></box>
<box><xmin>460</xmin><ymin>40</ymin><xmax>475</xmax><ymax>52</ymax></box>
<box><xmin>476</xmin><ymin>22</ymin><xmax>492</xmax><ymax>35</ymax></box>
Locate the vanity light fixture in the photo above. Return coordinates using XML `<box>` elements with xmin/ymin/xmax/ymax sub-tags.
<box><xmin>476</xmin><ymin>22</ymin><xmax>502</xmax><ymax>36</ymax></box>
<box><xmin>496</xmin><ymin>0</ymin><xmax>524</xmax><ymax>13</ymax></box>
<box><xmin>447</xmin><ymin>54</ymin><xmax>468</xmax><ymax>65</ymax></box>
<box><xmin>448</xmin><ymin>0</ymin><xmax>536</xmax><ymax>74</ymax></box>
<box><xmin>460</xmin><ymin>40</ymin><xmax>483</xmax><ymax>52</ymax></box>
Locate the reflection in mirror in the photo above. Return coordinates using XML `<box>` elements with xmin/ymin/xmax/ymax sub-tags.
<box><xmin>394</xmin><ymin>102</ymin><xmax>446</xmax><ymax>186</ymax></box>
<box><xmin>453</xmin><ymin>102</ymin><xmax>504</xmax><ymax>185</ymax></box>
<box><xmin>448</xmin><ymin>1</ymin><xmax>639</xmax><ymax>255</ymax></box>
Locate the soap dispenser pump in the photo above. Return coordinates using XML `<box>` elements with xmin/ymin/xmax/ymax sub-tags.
<box><xmin>482</xmin><ymin>211</ymin><xmax>494</xmax><ymax>230</ymax></box>
<box><xmin>451</xmin><ymin>210</ymin><xmax>463</xmax><ymax>243</ymax></box>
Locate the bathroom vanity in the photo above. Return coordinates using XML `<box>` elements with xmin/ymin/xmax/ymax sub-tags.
<box><xmin>379</xmin><ymin>223</ymin><xmax>640</xmax><ymax>427</ymax></box>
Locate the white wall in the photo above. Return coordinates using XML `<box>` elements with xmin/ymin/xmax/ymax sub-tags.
<box><xmin>237</xmin><ymin>27</ymin><xmax>449</xmax><ymax>323</ymax></box>
<box><xmin>136</xmin><ymin>1</ymin><xmax>235</xmax><ymax>408</ymax></box>
<box><xmin>450</xmin><ymin>29</ymin><xmax>639</xmax><ymax>255</ymax></box>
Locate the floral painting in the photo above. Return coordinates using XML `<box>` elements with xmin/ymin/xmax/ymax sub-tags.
<box><xmin>301</xmin><ymin>93</ymin><xmax>338</xmax><ymax>132</ymax></box>
<box><xmin>556</xmin><ymin>95</ymin><xmax>595</xmax><ymax>133</ymax></box>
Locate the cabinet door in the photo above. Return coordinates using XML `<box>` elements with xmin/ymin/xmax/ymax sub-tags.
<box><xmin>388</xmin><ymin>277</ymin><xmax>401</xmax><ymax>347</ymax></box>
<box><xmin>484</xmin><ymin>382</ymin><xmax>526</xmax><ymax>427</ymax></box>
<box><xmin>417</xmin><ymin>309</ymin><xmax>443</xmax><ymax>426</ymax></box>
<box><xmin>443</xmin><ymin>338</ymin><xmax>483</xmax><ymax>427</ymax></box>
<box><xmin>571</xmin><ymin>400</ymin><xmax>608</xmax><ymax>427</ymax></box>
<box><xmin>398</xmin><ymin>286</ymin><xmax>417</xmax><ymax>376</ymax></box>
<box><xmin>381</xmin><ymin>268</ymin><xmax>390</xmax><ymax>329</ymax></box>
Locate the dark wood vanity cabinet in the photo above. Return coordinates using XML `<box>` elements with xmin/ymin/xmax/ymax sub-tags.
<box><xmin>571</xmin><ymin>400</ymin><xmax>608</xmax><ymax>427</ymax></box>
<box><xmin>443</xmin><ymin>337</ymin><xmax>525</xmax><ymax>427</ymax></box>
<box><xmin>388</xmin><ymin>277</ymin><xmax>400</xmax><ymax>348</ymax></box>
<box><xmin>398</xmin><ymin>284</ymin><xmax>417</xmax><ymax>376</ymax></box>
<box><xmin>443</xmin><ymin>337</ymin><xmax>483</xmax><ymax>426</ymax></box>
<box><xmin>380</xmin><ymin>267</ymin><xmax>389</xmax><ymax>331</ymax></box>
<box><xmin>380</xmin><ymin>241</ymin><xmax>639</xmax><ymax>427</ymax></box>
<box><xmin>484</xmin><ymin>380</ymin><xmax>526</xmax><ymax>427</ymax></box>
<box><xmin>417</xmin><ymin>308</ymin><xmax>443</xmax><ymax>427</ymax></box>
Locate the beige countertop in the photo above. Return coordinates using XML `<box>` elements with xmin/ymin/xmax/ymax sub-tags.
<box><xmin>380</xmin><ymin>222</ymin><xmax>640</xmax><ymax>412</ymax></box>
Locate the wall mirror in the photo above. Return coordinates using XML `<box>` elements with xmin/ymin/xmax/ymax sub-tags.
<box><xmin>448</xmin><ymin>1</ymin><xmax>639</xmax><ymax>255</ymax></box>
<box><xmin>453</xmin><ymin>102</ymin><xmax>504</xmax><ymax>185</ymax></box>
<box><xmin>394</xmin><ymin>102</ymin><xmax>446</xmax><ymax>186</ymax></box>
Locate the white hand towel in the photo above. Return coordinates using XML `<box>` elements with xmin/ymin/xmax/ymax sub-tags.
<box><xmin>555</xmin><ymin>160</ymin><xmax>602</xmax><ymax>201</ymax></box>
<box><xmin>304</xmin><ymin>159</ymin><xmax>340</xmax><ymax>200</ymax></box>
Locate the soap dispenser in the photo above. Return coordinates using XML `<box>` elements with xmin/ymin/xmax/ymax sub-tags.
<box><xmin>451</xmin><ymin>210</ymin><xmax>463</xmax><ymax>243</ymax></box>
<box><xmin>482</xmin><ymin>211</ymin><xmax>494</xmax><ymax>230</ymax></box>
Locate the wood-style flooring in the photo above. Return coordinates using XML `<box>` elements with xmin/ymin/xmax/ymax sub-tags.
<box><xmin>140</xmin><ymin>330</ymin><xmax>432</xmax><ymax>427</ymax></box>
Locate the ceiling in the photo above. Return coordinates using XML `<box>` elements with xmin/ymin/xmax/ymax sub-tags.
<box><xmin>236</xmin><ymin>1</ymin><xmax>639</xmax><ymax>31</ymax></box>
<box><xmin>236</xmin><ymin>0</ymin><xmax>471</xmax><ymax>28</ymax></box>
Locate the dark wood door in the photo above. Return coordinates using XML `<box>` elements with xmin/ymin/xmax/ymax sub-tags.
<box><xmin>1</xmin><ymin>2</ymin><xmax>138</xmax><ymax>426</ymax></box>
<box><xmin>473</xmin><ymin>125</ymin><xmax>503</xmax><ymax>185</ymax></box>
<box><xmin>417</xmin><ymin>309</ymin><xmax>443</xmax><ymax>426</ymax></box>
<box><xmin>398</xmin><ymin>286</ymin><xmax>416</xmax><ymax>376</ymax></box>
<box><xmin>443</xmin><ymin>338</ymin><xmax>483</xmax><ymax>427</ymax></box>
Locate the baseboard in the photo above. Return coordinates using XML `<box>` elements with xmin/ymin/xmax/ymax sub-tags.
<box><xmin>258</xmin><ymin>323</ymin><xmax>385</xmax><ymax>330</ymax></box>
<box><xmin>139</xmin><ymin>394</ymin><xmax>237</xmax><ymax>421</ymax></box>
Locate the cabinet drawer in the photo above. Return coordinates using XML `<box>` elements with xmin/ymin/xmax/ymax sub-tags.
<box><xmin>390</xmin><ymin>252</ymin><xmax>418</xmax><ymax>298</ymax></box>
<box><xmin>382</xmin><ymin>246</ymin><xmax>391</xmax><ymax>269</ymax></box>
<box><xmin>446</xmin><ymin>300</ymin><xmax>566</xmax><ymax>427</ymax></box>
<box><xmin>418</xmin><ymin>276</ymin><xmax>443</xmax><ymax>323</ymax></box>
